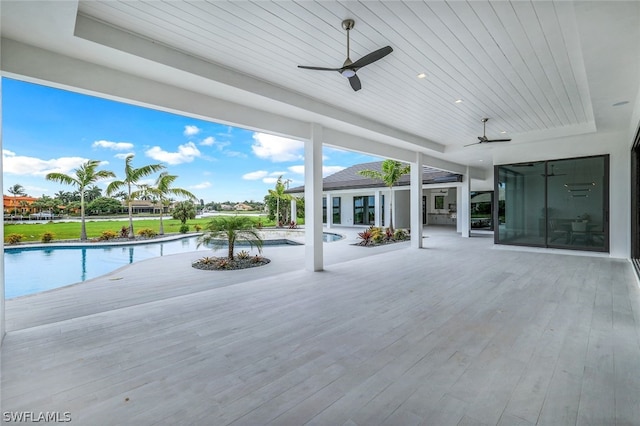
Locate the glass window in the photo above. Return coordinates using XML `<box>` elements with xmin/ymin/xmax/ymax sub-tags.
<box><xmin>353</xmin><ymin>196</ymin><xmax>375</xmax><ymax>225</ymax></box>
<box><xmin>495</xmin><ymin>155</ymin><xmax>608</xmax><ymax>252</ymax></box>
<box><xmin>322</xmin><ymin>197</ymin><xmax>327</xmax><ymax>224</ymax></box>
<box><xmin>470</xmin><ymin>191</ymin><xmax>493</xmax><ymax>230</ymax></box>
<box><xmin>354</xmin><ymin>196</ymin><xmax>365</xmax><ymax>224</ymax></box>
<box><xmin>332</xmin><ymin>197</ymin><xmax>341</xmax><ymax>224</ymax></box>
<box><xmin>496</xmin><ymin>161</ymin><xmax>546</xmax><ymax>246</ymax></box>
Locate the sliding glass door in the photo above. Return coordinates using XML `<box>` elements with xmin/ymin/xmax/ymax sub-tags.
<box><xmin>495</xmin><ymin>155</ymin><xmax>609</xmax><ymax>252</ymax></box>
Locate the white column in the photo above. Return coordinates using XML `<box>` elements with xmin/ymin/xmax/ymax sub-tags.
<box><xmin>456</xmin><ymin>186</ymin><xmax>462</xmax><ymax>233</ymax></box>
<box><xmin>410</xmin><ymin>152</ymin><xmax>424</xmax><ymax>248</ymax></box>
<box><xmin>460</xmin><ymin>166</ymin><xmax>471</xmax><ymax>238</ymax></box>
<box><xmin>326</xmin><ymin>193</ymin><xmax>333</xmax><ymax>229</ymax></box>
<box><xmin>290</xmin><ymin>198</ymin><xmax>297</xmax><ymax>225</ymax></box>
<box><xmin>0</xmin><ymin>43</ymin><xmax>5</xmax><ymax>342</ymax></box>
<box><xmin>374</xmin><ymin>190</ymin><xmax>382</xmax><ymax>227</ymax></box>
<box><xmin>305</xmin><ymin>124</ymin><xmax>324</xmax><ymax>271</ymax></box>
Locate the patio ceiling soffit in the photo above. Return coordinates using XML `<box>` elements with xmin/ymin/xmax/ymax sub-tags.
<box><xmin>73</xmin><ymin>13</ymin><xmax>445</xmax><ymax>155</ymax></box>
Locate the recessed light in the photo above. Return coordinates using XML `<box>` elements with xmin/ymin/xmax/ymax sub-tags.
<box><xmin>417</xmin><ymin>72</ymin><xmax>427</xmax><ymax>79</ymax></box>
<box><xmin>454</xmin><ymin>99</ymin><xmax>463</xmax><ymax>104</ymax></box>
<box><xmin>613</xmin><ymin>101</ymin><xmax>629</xmax><ymax>107</ymax></box>
<box><xmin>478</xmin><ymin>159</ymin><xmax>484</xmax><ymax>162</ymax></box>
<box><xmin>500</xmin><ymin>130</ymin><xmax>507</xmax><ymax>134</ymax></box>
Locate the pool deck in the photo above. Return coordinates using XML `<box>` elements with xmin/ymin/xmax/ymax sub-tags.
<box><xmin>2</xmin><ymin>226</ymin><xmax>640</xmax><ymax>425</ymax></box>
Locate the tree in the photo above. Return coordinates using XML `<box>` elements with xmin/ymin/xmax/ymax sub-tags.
<box><xmin>198</xmin><ymin>215</ymin><xmax>263</xmax><ymax>260</ymax></box>
<box><xmin>46</xmin><ymin>160</ymin><xmax>115</xmax><ymax>240</ymax></box>
<box><xmin>172</xmin><ymin>200</ymin><xmax>196</xmax><ymax>225</ymax></box>
<box><xmin>357</xmin><ymin>160</ymin><xmax>411</xmax><ymax>232</ymax></box>
<box><xmin>86</xmin><ymin>197</ymin><xmax>123</xmax><ymax>215</ymax></box>
<box><xmin>267</xmin><ymin>176</ymin><xmax>292</xmax><ymax>226</ymax></box>
<box><xmin>85</xmin><ymin>185</ymin><xmax>102</xmax><ymax>202</ymax></box>
<box><xmin>7</xmin><ymin>183</ymin><xmax>27</xmax><ymax>215</ymax></box>
<box><xmin>135</xmin><ymin>172</ymin><xmax>196</xmax><ymax>235</ymax></box>
<box><xmin>106</xmin><ymin>154</ymin><xmax>165</xmax><ymax>238</ymax></box>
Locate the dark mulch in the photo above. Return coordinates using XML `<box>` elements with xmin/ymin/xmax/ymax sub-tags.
<box><xmin>192</xmin><ymin>256</ymin><xmax>271</xmax><ymax>271</ymax></box>
<box><xmin>352</xmin><ymin>238</ymin><xmax>410</xmax><ymax>247</ymax></box>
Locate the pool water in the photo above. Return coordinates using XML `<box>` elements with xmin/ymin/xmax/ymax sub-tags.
<box><xmin>4</xmin><ymin>233</ymin><xmax>343</xmax><ymax>298</ymax></box>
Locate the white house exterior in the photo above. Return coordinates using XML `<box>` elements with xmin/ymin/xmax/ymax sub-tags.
<box><xmin>288</xmin><ymin>161</ymin><xmax>463</xmax><ymax>230</ymax></box>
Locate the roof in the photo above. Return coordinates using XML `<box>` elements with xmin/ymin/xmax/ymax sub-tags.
<box><xmin>287</xmin><ymin>161</ymin><xmax>462</xmax><ymax>193</ymax></box>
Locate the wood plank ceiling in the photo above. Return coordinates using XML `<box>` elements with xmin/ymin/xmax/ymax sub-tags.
<box><xmin>72</xmin><ymin>1</ymin><xmax>635</xmax><ymax>165</ymax></box>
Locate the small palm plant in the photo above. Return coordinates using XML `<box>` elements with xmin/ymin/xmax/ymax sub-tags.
<box><xmin>198</xmin><ymin>216</ymin><xmax>263</xmax><ymax>260</ymax></box>
<box><xmin>357</xmin><ymin>160</ymin><xmax>410</xmax><ymax>232</ymax></box>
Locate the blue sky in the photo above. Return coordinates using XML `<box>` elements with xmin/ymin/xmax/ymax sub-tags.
<box><xmin>2</xmin><ymin>78</ymin><xmax>379</xmax><ymax>203</ymax></box>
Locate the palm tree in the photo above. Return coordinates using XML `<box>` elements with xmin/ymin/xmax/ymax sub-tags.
<box><xmin>106</xmin><ymin>154</ymin><xmax>165</xmax><ymax>238</ymax></box>
<box><xmin>357</xmin><ymin>160</ymin><xmax>411</xmax><ymax>232</ymax></box>
<box><xmin>172</xmin><ymin>200</ymin><xmax>197</xmax><ymax>225</ymax></box>
<box><xmin>134</xmin><ymin>172</ymin><xmax>197</xmax><ymax>235</ymax></box>
<box><xmin>46</xmin><ymin>160</ymin><xmax>115</xmax><ymax>240</ymax></box>
<box><xmin>85</xmin><ymin>185</ymin><xmax>102</xmax><ymax>202</ymax></box>
<box><xmin>7</xmin><ymin>183</ymin><xmax>26</xmax><ymax>215</ymax></box>
<box><xmin>268</xmin><ymin>176</ymin><xmax>292</xmax><ymax>226</ymax></box>
<box><xmin>198</xmin><ymin>215</ymin><xmax>263</xmax><ymax>260</ymax></box>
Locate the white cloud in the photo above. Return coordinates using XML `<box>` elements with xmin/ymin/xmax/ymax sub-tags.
<box><xmin>191</xmin><ymin>181</ymin><xmax>212</xmax><ymax>189</ymax></box>
<box><xmin>115</xmin><ymin>152</ymin><xmax>134</xmax><ymax>159</ymax></box>
<box><xmin>184</xmin><ymin>125</ymin><xmax>201</xmax><ymax>136</ymax></box>
<box><xmin>288</xmin><ymin>164</ymin><xmax>346</xmax><ymax>177</ymax></box>
<box><xmin>288</xmin><ymin>165</ymin><xmax>305</xmax><ymax>175</ymax></box>
<box><xmin>2</xmin><ymin>150</ymin><xmax>91</xmax><ymax>176</ymax></box>
<box><xmin>200</xmin><ymin>136</ymin><xmax>215</xmax><ymax>146</ymax></box>
<box><xmin>251</xmin><ymin>132</ymin><xmax>304</xmax><ymax>162</ymax></box>
<box><xmin>242</xmin><ymin>170</ymin><xmax>269</xmax><ymax>180</ymax></box>
<box><xmin>323</xmin><ymin>165</ymin><xmax>347</xmax><ymax>176</ymax></box>
<box><xmin>262</xmin><ymin>177</ymin><xmax>280</xmax><ymax>184</ymax></box>
<box><xmin>92</xmin><ymin>140</ymin><xmax>134</xmax><ymax>151</ymax></box>
<box><xmin>145</xmin><ymin>142</ymin><xmax>201</xmax><ymax>165</ymax></box>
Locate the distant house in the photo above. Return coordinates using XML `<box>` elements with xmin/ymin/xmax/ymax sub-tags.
<box><xmin>3</xmin><ymin>195</ymin><xmax>38</xmax><ymax>217</ymax></box>
<box><xmin>122</xmin><ymin>200</ymin><xmax>170</xmax><ymax>215</ymax></box>
<box><xmin>219</xmin><ymin>204</ymin><xmax>235</xmax><ymax>211</ymax></box>
<box><xmin>233</xmin><ymin>203</ymin><xmax>253</xmax><ymax>211</ymax></box>
<box><xmin>286</xmin><ymin>161</ymin><xmax>463</xmax><ymax>229</ymax></box>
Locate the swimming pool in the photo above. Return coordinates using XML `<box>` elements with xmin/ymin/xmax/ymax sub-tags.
<box><xmin>4</xmin><ymin>232</ymin><xmax>343</xmax><ymax>298</ymax></box>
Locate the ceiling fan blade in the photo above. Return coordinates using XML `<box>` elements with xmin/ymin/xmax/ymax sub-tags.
<box><xmin>346</xmin><ymin>46</ymin><xmax>393</xmax><ymax>70</ymax></box>
<box><xmin>348</xmin><ymin>74</ymin><xmax>362</xmax><ymax>91</ymax></box>
<box><xmin>478</xmin><ymin>136</ymin><xmax>488</xmax><ymax>142</ymax></box>
<box><xmin>486</xmin><ymin>139</ymin><xmax>512</xmax><ymax>142</ymax></box>
<box><xmin>297</xmin><ymin>65</ymin><xmax>341</xmax><ymax>71</ymax></box>
<box><xmin>464</xmin><ymin>141</ymin><xmax>481</xmax><ymax>147</ymax></box>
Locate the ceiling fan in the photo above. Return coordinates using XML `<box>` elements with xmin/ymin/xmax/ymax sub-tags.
<box><xmin>297</xmin><ymin>19</ymin><xmax>393</xmax><ymax>92</ymax></box>
<box><xmin>464</xmin><ymin>118</ymin><xmax>512</xmax><ymax>147</ymax></box>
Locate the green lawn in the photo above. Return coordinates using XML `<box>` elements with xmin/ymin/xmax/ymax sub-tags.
<box><xmin>4</xmin><ymin>214</ymin><xmax>284</xmax><ymax>243</ymax></box>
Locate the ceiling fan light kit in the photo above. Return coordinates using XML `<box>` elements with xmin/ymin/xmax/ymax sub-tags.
<box><xmin>298</xmin><ymin>19</ymin><xmax>393</xmax><ymax>92</ymax></box>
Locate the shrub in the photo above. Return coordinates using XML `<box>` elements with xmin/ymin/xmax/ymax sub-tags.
<box><xmin>198</xmin><ymin>256</ymin><xmax>216</xmax><ymax>265</ymax></box>
<box><xmin>256</xmin><ymin>220</ymin><xmax>263</xmax><ymax>229</ymax></box>
<box><xmin>99</xmin><ymin>230</ymin><xmax>118</xmax><ymax>241</ymax></box>
<box><xmin>252</xmin><ymin>255</ymin><xmax>264</xmax><ymax>263</ymax></box>
<box><xmin>385</xmin><ymin>227</ymin><xmax>395</xmax><ymax>241</ymax></box>
<box><xmin>236</xmin><ymin>250</ymin><xmax>250</xmax><ymax>259</ymax></box>
<box><xmin>194</xmin><ymin>224</ymin><xmax>202</xmax><ymax>232</ymax></box>
<box><xmin>394</xmin><ymin>229</ymin><xmax>408</xmax><ymax>241</ymax></box>
<box><xmin>369</xmin><ymin>226</ymin><xmax>383</xmax><ymax>243</ymax></box>
<box><xmin>120</xmin><ymin>226</ymin><xmax>129</xmax><ymax>238</ymax></box>
<box><xmin>217</xmin><ymin>258</ymin><xmax>231</xmax><ymax>269</ymax></box>
<box><xmin>357</xmin><ymin>229</ymin><xmax>373</xmax><ymax>246</ymax></box>
<box><xmin>179</xmin><ymin>224</ymin><xmax>189</xmax><ymax>234</ymax></box>
<box><xmin>41</xmin><ymin>232</ymin><xmax>55</xmax><ymax>243</ymax></box>
<box><xmin>5</xmin><ymin>233</ymin><xmax>24</xmax><ymax>244</ymax></box>
<box><xmin>137</xmin><ymin>228</ymin><xmax>157</xmax><ymax>238</ymax></box>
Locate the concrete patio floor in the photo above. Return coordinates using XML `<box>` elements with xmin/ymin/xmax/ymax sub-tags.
<box><xmin>2</xmin><ymin>226</ymin><xmax>640</xmax><ymax>425</ymax></box>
